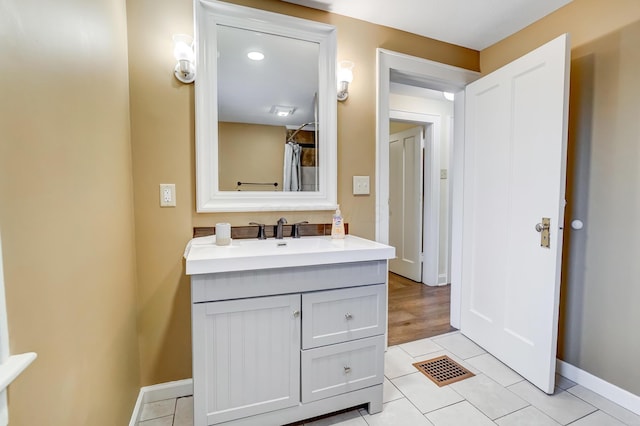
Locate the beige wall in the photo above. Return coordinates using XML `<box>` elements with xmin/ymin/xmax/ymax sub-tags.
<box><xmin>2</xmin><ymin>0</ymin><xmax>637</xmax><ymax>421</ymax></box>
<box><xmin>480</xmin><ymin>0</ymin><xmax>640</xmax><ymax>395</ymax></box>
<box><xmin>0</xmin><ymin>0</ymin><xmax>140</xmax><ymax>424</ymax></box>
<box><xmin>481</xmin><ymin>0</ymin><xmax>640</xmax><ymax>72</ymax></box>
<box><xmin>1</xmin><ymin>0</ymin><xmax>636</xmax><ymax>421</ymax></box>
<box><xmin>389</xmin><ymin>122</ymin><xmax>417</xmax><ymax>134</ymax></box>
<box><xmin>127</xmin><ymin>0</ymin><xmax>478</xmax><ymax>386</ymax></box>
<box><xmin>218</xmin><ymin>122</ymin><xmax>286</xmax><ymax>191</ymax></box>
<box><xmin>562</xmin><ymin>21</ymin><xmax>640</xmax><ymax>396</ymax></box>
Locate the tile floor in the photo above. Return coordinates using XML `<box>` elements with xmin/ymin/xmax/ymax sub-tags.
<box><xmin>137</xmin><ymin>331</ymin><xmax>640</xmax><ymax>426</ymax></box>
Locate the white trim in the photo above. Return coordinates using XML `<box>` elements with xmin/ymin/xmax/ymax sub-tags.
<box><xmin>422</xmin><ymin>116</ymin><xmax>440</xmax><ymax>287</ymax></box>
<box><xmin>195</xmin><ymin>1</ymin><xmax>337</xmax><ymax>212</ymax></box>
<box><xmin>556</xmin><ymin>359</ymin><xmax>640</xmax><ymax>416</ymax></box>
<box><xmin>0</xmin><ymin>233</ymin><xmax>37</xmax><ymax>426</ymax></box>
<box><xmin>0</xmin><ymin>353</ymin><xmax>37</xmax><ymax>391</ymax></box>
<box><xmin>438</xmin><ymin>273</ymin><xmax>448</xmax><ymax>285</ymax></box>
<box><xmin>449</xmin><ymin>90</ymin><xmax>466</xmax><ymax>329</ymax></box>
<box><xmin>128</xmin><ymin>379</ymin><xmax>193</xmax><ymax>426</ymax></box>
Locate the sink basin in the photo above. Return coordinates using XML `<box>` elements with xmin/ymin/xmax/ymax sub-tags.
<box><xmin>184</xmin><ymin>235</ymin><xmax>395</xmax><ymax>274</ymax></box>
<box><xmin>232</xmin><ymin>237</ymin><xmax>335</xmax><ymax>252</ymax></box>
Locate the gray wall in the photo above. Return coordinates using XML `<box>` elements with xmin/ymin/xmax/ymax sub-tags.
<box><xmin>560</xmin><ymin>20</ymin><xmax>640</xmax><ymax>395</ymax></box>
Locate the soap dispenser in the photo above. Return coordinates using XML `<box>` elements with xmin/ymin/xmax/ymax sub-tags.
<box><xmin>331</xmin><ymin>205</ymin><xmax>345</xmax><ymax>239</ymax></box>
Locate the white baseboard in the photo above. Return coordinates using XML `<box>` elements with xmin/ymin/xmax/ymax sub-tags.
<box><xmin>556</xmin><ymin>359</ymin><xmax>640</xmax><ymax>416</ymax></box>
<box><xmin>129</xmin><ymin>364</ymin><xmax>640</xmax><ymax>424</ymax></box>
<box><xmin>129</xmin><ymin>378</ymin><xmax>193</xmax><ymax>426</ymax></box>
<box><xmin>438</xmin><ymin>273</ymin><xmax>448</xmax><ymax>286</ymax></box>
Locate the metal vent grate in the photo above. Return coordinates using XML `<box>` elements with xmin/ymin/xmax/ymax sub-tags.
<box><xmin>413</xmin><ymin>355</ymin><xmax>475</xmax><ymax>387</ymax></box>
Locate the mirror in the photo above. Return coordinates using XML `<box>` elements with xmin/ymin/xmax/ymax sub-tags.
<box><xmin>217</xmin><ymin>25</ymin><xmax>319</xmax><ymax>192</ymax></box>
<box><xmin>195</xmin><ymin>1</ymin><xmax>338</xmax><ymax>212</ymax></box>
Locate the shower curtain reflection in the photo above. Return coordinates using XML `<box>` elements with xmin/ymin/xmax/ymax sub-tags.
<box><xmin>283</xmin><ymin>141</ymin><xmax>302</xmax><ymax>191</ymax></box>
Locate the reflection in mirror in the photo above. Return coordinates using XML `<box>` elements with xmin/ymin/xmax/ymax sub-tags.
<box><xmin>195</xmin><ymin>1</ymin><xmax>337</xmax><ymax>212</ymax></box>
<box><xmin>216</xmin><ymin>25</ymin><xmax>319</xmax><ymax>192</ymax></box>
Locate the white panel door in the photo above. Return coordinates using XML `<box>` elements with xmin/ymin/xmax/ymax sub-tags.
<box><xmin>389</xmin><ymin>126</ymin><xmax>423</xmax><ymax>281</ymax></box>
<box><xmin>192</xmin><ymin>294</ymin><xmax>301</xmax><ymax>425</ymax></box>
<box><xmin>461</xmin><ymin>34</ymin><xmax>570</xmax><ymax>394</ymax></box>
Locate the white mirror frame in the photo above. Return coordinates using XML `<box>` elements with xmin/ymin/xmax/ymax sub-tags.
<box><xmin>195</xmin><ymin>0</ymin><xmax>338</xmax><ymax>212</ymax></box>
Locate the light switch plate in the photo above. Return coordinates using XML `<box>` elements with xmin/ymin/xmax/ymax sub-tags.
<box><xmin>353</xmin><ymin>176</ymin><xmax>370</xmax><ymax>195</ymax></box>
<box><xmin>160</xmin><ymin>184</ymin><xmax>176</xmax><ymax>207</ymax></box>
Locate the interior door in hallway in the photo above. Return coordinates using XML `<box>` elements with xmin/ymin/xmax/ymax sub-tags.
<box><xmin>461</xmin><ymin>34</ymin><xmax>570</xmax><ymax>394</ymax></box>
<box><xmin>389</xmin><ymin>125</ymin><xmax>423</xmax><ymax>282</ymax></box>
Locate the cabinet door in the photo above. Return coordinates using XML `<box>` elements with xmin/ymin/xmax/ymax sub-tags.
<box><xmin>302</xmin><ymin>284</ymin><xmax>386</xmax><ymax>349</ymax></box>
<box><xmin>192</xmin><ymin>294</ymin><xmax>301</xmax><ymax>425</ymax></box>
<box><xmin>301</xmin><ymin>335</ymin><xmax>385</xmax><ymax>403</ymax></box>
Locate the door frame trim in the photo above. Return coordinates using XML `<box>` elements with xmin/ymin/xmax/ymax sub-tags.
<box><xmin>376</xmin><ymin>48</ymin><xmax>479</xmax><ymax>328</ymax></box>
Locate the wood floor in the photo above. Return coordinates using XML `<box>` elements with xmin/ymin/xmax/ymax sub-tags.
<box><xmin>387</xmin><ymin>272</ymin><xmax>457</xmax><ymax>346</ymax></box>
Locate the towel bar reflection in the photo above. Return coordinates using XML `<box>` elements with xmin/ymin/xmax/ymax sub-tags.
<box><xmin>236</xmin><ymin>181</ymin><xmax>278</xmax><ymax>191</ymax></box>
<box><xmin>237</xmin><ymin>182</ymin><xmax>278</xmax><ymax>186</ymax></box>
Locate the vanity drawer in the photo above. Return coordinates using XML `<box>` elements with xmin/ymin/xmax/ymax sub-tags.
<box><xmin>301</xmin><ymin>335</ymin><xmax>385</xmax><ymax>403</ymax></box>
<box><xmin>302</xmin><ymin>284</ymin><xmax>386</xmax><ymax>349</ymax></box>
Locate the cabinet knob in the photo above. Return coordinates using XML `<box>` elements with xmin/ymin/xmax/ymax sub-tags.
<box><xmin>293</xmin><ymin>310</ymin><xmax>300</xmax><ymax>318</ymax></box>
<box><xmin>343</xmin><ymin>366</ymin><xmax>351</xmax><ymax>374</ymax></box>
<box><xmin>345</xmin><ymin>313</ymin><xmax>353</xmax><ymax>320</ymax></box>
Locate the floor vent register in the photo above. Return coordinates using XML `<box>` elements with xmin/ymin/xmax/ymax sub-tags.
<box><xmin>412</xmin><ymin>355</ymin><xmax>475</xmax><ymax>387</ymax></box>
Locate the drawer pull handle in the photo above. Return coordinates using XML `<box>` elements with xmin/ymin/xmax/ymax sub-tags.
<box><xmin>345</xmin><ymin>313</ymin><xmax>353</xmax><ymax>320</ymax></box>
<box><xmin>343</xmin><ymin>366</ymin><xmax>351</xmax><ymax>374</ymax></box>
<box><xmin>293</xmin><ymin>310</ymin><xmax>300</xmax><ymax>318</ymax></box>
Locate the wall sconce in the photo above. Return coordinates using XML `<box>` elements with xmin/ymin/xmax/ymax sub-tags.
<box><xmin>337</xmin><ymin>60</ymin><xmax>354</xmax><ymax>101</ymax></box>
<box><xmin>173</xmin><ymin>34</ymin><xmax>195</xmax><ymax>84</ymax></box>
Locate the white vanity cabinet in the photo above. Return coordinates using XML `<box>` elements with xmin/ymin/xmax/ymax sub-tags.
<box><xmin>189</xmin><ymin>258</ymin><xmax>390</xmax><ymax>426</ymax></box>
<box><xmin>192</xmin><ymin>294</ymin><xmax>301</xmax><ymax>424</ymax></box>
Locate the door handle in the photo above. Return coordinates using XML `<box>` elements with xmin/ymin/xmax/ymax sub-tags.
<box><xmin>535</xmin><ymin>223</ymin><xmax>549</xmax><ymax>232</ymax></box>
<box><xmin>535</xmin><ymin>217</ymin><xmax>551</xmax><ymax>248</ymax></box>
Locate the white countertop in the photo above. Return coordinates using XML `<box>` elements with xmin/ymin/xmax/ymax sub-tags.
<box><xmin>184</xmin><ymin>234</ymin><xmax>395</xmax><ymax>275</ymax></box>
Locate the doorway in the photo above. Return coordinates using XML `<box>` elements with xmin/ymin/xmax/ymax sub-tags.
<box><xmin>388</xmin><ymin>87</ymin><xmax>454</xmax><ymax>286</ymax></box>
<box><xmin>378</xmin><ymin>35</ymin><xmax>571</xmax><ymax>394</ymax></box>
<box><xmin>388</xmin><ymin>272</ymin><xmax>456</xmax><ymax>346</ymax></box>
<box><xmin>386</xmin><ymin>87</ymin><xmax>456</xmax><ymax>345</ymax></box>
<box><xmin>376</xmin><ymin>49</ymin><xmax>479</xmax><ymax>329</ymax></box>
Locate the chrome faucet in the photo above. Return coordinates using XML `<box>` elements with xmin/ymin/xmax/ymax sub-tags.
<box><xmin>249</xmin><ymin>222</ymin><xmax>267</xmax><ymax>240</ymax></box>
<box><xmin>292</xmin><ymin>221</ymin><xmax>309</xmax><ymax>238</ymax></box>
<box><xmin>275</xmin><ymin>217</ymin><xmax>287</xmax><ymax>239</ymax></box>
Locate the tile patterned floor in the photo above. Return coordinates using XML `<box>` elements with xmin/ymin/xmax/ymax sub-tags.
<box><xmin>137</xmin><ymin>331</ymin><xmax>640</xmax><ymax>426</ymax></box>
<box><xmin>138</xmin><ymin>395</ymin><xmax>193</xmax><ymax>426</ymax></box>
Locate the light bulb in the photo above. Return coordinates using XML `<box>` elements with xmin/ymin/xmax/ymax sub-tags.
<box><xmin>247</xmin><ymin>51</ymin><xmax>264</xmax><ymax>61</ymax></box>
<box><xmin>173</xmin><ymin>34</ymin><xmax>194</xmax><ymax>62</ymax></box>
<box><xmin>337</xmin><ymin>60</ymin><xmax>354</xmax><ymax>83</ymax></box>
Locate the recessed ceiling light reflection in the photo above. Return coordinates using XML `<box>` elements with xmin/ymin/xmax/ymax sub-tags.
<box><xmin>247</xmin><ymin>51</ymin><xmax>265</xmax><ymax>61</ymax></box>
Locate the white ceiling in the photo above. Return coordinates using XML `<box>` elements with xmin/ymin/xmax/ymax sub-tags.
<box><xmin>282</xmin><ymin>0</ymin><xmax>572</xmax><ymax>50</ymax></box>
<box><xmin>217</xmin><ymin>24</ymin><xmax>319</xmax><ymax>126</ymax></box>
